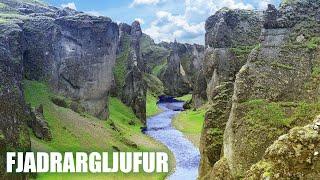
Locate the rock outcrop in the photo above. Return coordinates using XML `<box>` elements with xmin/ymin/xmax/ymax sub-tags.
<box><xmin>114</xmin><ymin>22</ymin><xmax>147</xmax><ymax>123</ymax></box>
<box><xmin>22</xmin><ymin>13</ymin><xmax>119</xmax><ymax>120</ymax></box>
<box><xmin>158</xmin><ymin>41</ymin><xmax>205</xmax><ymax>97</ymax></box>
<box><xmin>200</xmin><ymin>0</ymin><xmax>320</xmax><ymax>179</ymax></box>
<box><xmin>159</xmin><ymin>41</ymin><xmax>191</xmax><ymax>96</ymax></box>
<box><xmin>0</xmin><ymin>0</ymin><xmax>119</xmax><ymax>177</ymax></box>
<box><xmin>28</xmin><ymin>105</ymin><xmax>52</xmax><ymax>141</ymax></box>
<box><xmin>245</xmin><ymin>117</ymin><xmax>320</xmax><ymax>179</ymax></box>
<box><xmin>0</xmin><ymin>21</ymin><xmax>31</xmax><ymax>179</ymax></box>
<box><xmin>199</xmin><ymin>8</ymin><xmax>263</xmax><ymax>178</ymax></box>
<box><xmin>1</xmin><ymin>1</ymin><xmax>119</xmax><ymax>120</ymax></box>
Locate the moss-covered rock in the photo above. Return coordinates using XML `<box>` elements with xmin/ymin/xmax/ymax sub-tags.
<box><xmin>245</xmin><ymin>117</ymin><xmax>320</xmax><ymax>179</ymax></box>
<box><xmin>222</xmin><ymin>2</ymin><xmax>320</xmax><ymax>177</ymax></box>
<box><xmin>143</xmin><ymin>73</ymin><xmax>164</xmax><ymax>97</ymax></box>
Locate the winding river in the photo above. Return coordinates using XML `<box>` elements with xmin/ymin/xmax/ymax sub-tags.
<box><xmin>145</xmin><ymin>101</ymin><xmax>200</xmax><ymax>180</ymax></box>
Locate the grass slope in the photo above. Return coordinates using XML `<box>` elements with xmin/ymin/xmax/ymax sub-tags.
<box><xmin>24</xmin><ymin>80</ymin><xmax>172</xmax><ymax>180</ymax></box>
<box><xmin>146</xmin><ymin>92</ymin><xmax>162</xmax><ymax>117</ymax></box>
<box><xmin>172</xmin><ymin>103</ymin><xmax>207</xmax><ymax>148</ymax></box>
<box><xmin>176</xmin><ymin>94</ymin><xmax>192</xmax><ymax>102</ymax></box>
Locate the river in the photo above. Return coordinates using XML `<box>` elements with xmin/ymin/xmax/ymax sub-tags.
<box><xmin>145</xmin><ymin>101</ymin><xmax>200</xmax><ymax>180</ymax></box>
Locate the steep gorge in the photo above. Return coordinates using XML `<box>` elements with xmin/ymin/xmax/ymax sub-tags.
<box><xmin>0</xmin><ymin>0</ymin><xmax>120</xmax><ymax>177</ymax></box>
<box><xmin>199</xmin><ymin>0</ymin><xmax>320</xmax><ymax>179</ymax></box>
<box><xmin>0</xmin><ymin>0</ymin><xmax>205</xmax><ymax>178</ymax></box>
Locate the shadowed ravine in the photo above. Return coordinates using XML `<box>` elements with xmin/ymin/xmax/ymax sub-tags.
<box><xmin>146</xmin><ymin>102</ymin><xmax>200</xmax><ymax>180</ymax></box>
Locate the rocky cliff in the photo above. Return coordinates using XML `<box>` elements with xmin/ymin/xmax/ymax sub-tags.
<box><xmin>157</xmin><ymin>41</ymin><xmax>205</xmax><ymax>97</ymax></box>
<box><xmin>199</xmin><ymin>0</ymin><xmax>320</xmax><ymax>179</ymax></box>
<box><xmin>121</xmin><ymin>21</ymin><xmax>147</xmax><ymax>123</ymax></box>
<box><xmin>23</xmin><ymin>13</ymin><xmax>118</xmax><ymax>120</ymax></box>
<box><xmin>199</xmin><ymin>8</ymin><xmax>263</xmax><ymax>178</ymax></box>
<box><xmin>1</xmin><ymin>0</ymin><xmax>119</xmax><ymax>120</ymax></box>
<box><xmin>0</xmin><ymin>22</ymin><xmax>31</xmax><ymax>179</ymax></box>
<box><xmin>0</xmin><ymin>0</ymin><xmax>119</xmax><ymax>177</ymax></box>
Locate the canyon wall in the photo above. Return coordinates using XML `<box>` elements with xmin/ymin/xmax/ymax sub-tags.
<box><xmin>199</xmin><ymin>0</ymin><xmax>320</xmax><ymax>179</ymax></box>
<box><xmin>0</xmin><ymin>0</ymin><xmax>119</xmax><ymax>177</ymax></box>
<box><xmin>199</xmin><ymin>8</ymin><xmax>262</xmax><ymax>178</ymax></box>
<box><xmin>114</xmin><ymin>21</ymin><xmax>147</xmax><ymax>123</ymax></box>
<box><xmin>158</xmin><ymin>41</ymin><xmax>205</xmax><ymax>97</ymax></box>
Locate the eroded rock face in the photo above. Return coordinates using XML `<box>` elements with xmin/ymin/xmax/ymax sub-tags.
<box><xmin>199</xmin><ymin>8</ymin><xmax>262</xmax><ymax>178</ymax></box>
<box><xmin>28</xmin><ymin>105</ymin><xmax>52</xmax><ymax>141</ymax></box>
<box><xmin>0</xmin><ymin>1</ymin><xmax>120</xmax><ymax>177</ymax></box>
<box><xmin>22</xmin><ymin>13</ymin><xmax>119</xmax><ymax>120</ymax></box>
<box><xmin>117</xmin><ymin>21</ymin><xmax>147</xmax><ymax>123</ymax></box>
<box><xmin>159</xmin><ymin>41</ymin><xmax>205</xmax><ymax>97</ymax></box>
<box><xmin>199</xmin><ymin>0</ymin><xmax>320</xmax><ymax>178</ymax></box>
<box><xmin>159</xmin><ymin>41</ymin><xmax>191</xmax><ymax>96</ymax></box>
<box><xmin>245</xmin><ymin>117</ymin><xmax>320</xmax><ymax>179</ymax></box>
<box><xmin>0</xmin><ymin>22</ymin><xmax>31</xmax><ymax>179</ymax></box>
<box><xmin>205</xmin><ymin>8</ymin><xmax>262</xmax><ymax>48</ymax></box>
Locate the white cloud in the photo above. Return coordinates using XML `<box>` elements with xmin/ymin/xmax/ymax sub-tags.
<box><xmin>144</xmin><ymin>0</ymin><xmax>254</xmax><ymax>44</ymax></box>
<box><xmin>135</xmin><ymin>18</ymin><xmax>145</xmax><ymax>25</ymax></box>
<box><xmin>258</xmin><ymin>0</ymin><xmax>275</xmax><ymax>10</ymax></box>
<box><xmin>85</xmin><ymin>11</ymin><xmax>103</xmax><ymax>16</ymax></box>
<box><xmin>145</xmin><ymin>10</ymin><xmax>205</xmax><ymax>44</ymax></box>
<box><xmin>130</xmin><ymin>0</ymin><xmax>160</xmax><ymax>7</ymax></box>
<box><xmin>61</xmin><ymin>2</ymin><xmax>77</xmax><ymax>10</ymax></box>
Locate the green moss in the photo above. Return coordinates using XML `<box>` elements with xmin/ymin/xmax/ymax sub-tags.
<box><xmin>271</xmin><ymin>61</ymin><xmax>295</xmax><ymax>70</ymax></box>
<box><xmin>18</xmin><ymin>127</ymin><xmax>29</xmax><ymax>150</ymax></box>
<box><xmin>207</xmin><ymin>128</ymin><xmax>223</xmax><ymax>136</ymax></box>
<box><xmin>257</xmin><ymin>161</ymin><xmax>274</xmax><ymax>178</ymax></box>
<box><xmin>0</xmin><ymin>132</ymin><xmax>4</xmax><ymax>141</ymax></box>
<box><xmin>312</xmin><ymin>67</ymin><xmax>320</xmax><ymax>77</ymax></box>
<box><xmin>230</xmin><ymin>45</ymin><xmax>257</xmax><ymax>59</ymax></box>
<box><xmin>243</xmin><ymin>99</ymin><xmax>320</xmax><ymax>128</ymax></box>
<box><xmin>114</xmin><ymin>35</ymin><xmax>130</xmax><ymax>89</ymax></box>
<box><xmin>152</xmin><ymin>61</ymin><xmax>167</xmax><ymax>76</ymax></box>
<box><xmin>306</xmin><ymin>37</ymin><xmax>320</xmax><ymax>51</ymax></box>
<box><xmin>143</xmin><ymin>73</ymin><xmax>164</xmax><ymax>96</ymax></box>
<box><xmin>108</xmin><ymin>97</ymin><xmax>140</xmax><ymax>125</ymax></box>
<box><xmin>176</xmin><ymin>94</ymin><xmax>192</xmax><ymax>102</ymax></box>
<box><xmin>243</xmin><ymin>100</ymin><xmax>291</xmax><ymax>127</ymax></box>
<box><xmin>146</xmin><ymin>92</ymin><xmax>161</xmax><ymax>117</ymax></box>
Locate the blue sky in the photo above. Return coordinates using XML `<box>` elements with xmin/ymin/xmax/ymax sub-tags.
<box><xmin>45</xmin><ymin>0</ymin><xmax>282</xmax><ymax>44</ymax></box>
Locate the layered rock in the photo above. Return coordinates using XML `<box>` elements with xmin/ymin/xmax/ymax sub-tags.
<box><xmin>158</xmin><ymin>41</ymin><xmax>205</xmax><ymax>97</ymax></box>
<box><xmin>199</xmin><ymin>8</ymin><xmax>263</xmax><ymax>178</ymax></box>
<box><xmin>28</xmin><ymin>105</ymin><xmax>52</xmax><ymax>141</ymax></box>
<box><xmin>0</xmin><ymin>22</ymin><xmax>31</xmax><ymax>179</ymax></box>
<box><xmin>199</xmin><ymin>0</ymin><xmax>320</xmax><ymax>178</ymax></box>
<box><xmin>159</xmin><ymin>41</ymin><xmax>191</xmax><ymax>96</ymax></box>
<box><xmin>0</xmin><ymin>1</ymin><xmax>120</xmax><ymax>177</ymax></box>
<box><xmin>245</xmin><ymin>117</ymin><xmax>320</xmax><ymax>179</ymax></box>
<box><xmin>114</xmin><ymin>22</ymin><xmax>147</xmax><ymax>123</ymax></box>
<box><xmin>22</xmin><ymin>13</ymin><xmax>119</xmax><ymax>120</ymax></box>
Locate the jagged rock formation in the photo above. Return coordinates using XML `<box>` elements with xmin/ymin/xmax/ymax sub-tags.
<box><xmin>0</xmin><ymin>21</ymin><xmax>31</xmax><ymax>179</ymax></box>
<box><xmin>159</xmin><ymin>41</ymin><xmax>191</xmax><ymax>96</ymax></box>
<box><xmin>1</xmin><ymin>1</ymin><xmax>119</xmax><ymax>120</ymax></box>
<box><xmin>28</xmin><ymin>105</ymin><xmax>52</xmax><ymax>141</ymax></box>
<box><xmin>114</xmin><ymin>22</ymin><xmax>147</xmax><ymax>123</ymax></box>
<box><xmin>192</xmin><ymin>69</ymin><xmax>207</xmax><ymax>108</ymax></box>
<box><xmin>23</xmin><ymin>13</ymin><xmax>119</xmax><ymax>120</ymax></box>
<box><xmin>158</xmin><ymin>41</ymin><xmax>205</xmax><ymax>97</ymax></box>
<box><xmin>245</xmin><ymin>117</ymin><xmax>320</xmax><ymax>179</ymax></box>
<box><xmin>199</xmin><ymin>8</ymin><xmax>263</xmax><ymax>178</ymax></box>
<box><xmin>199</xmin><ymin>0</ymin><xmax>320</xmax><ymax>179</ymax></box>
<box><xmin>0</xmin><ymin>0</ymin><xmax>119</xmax><ymax>177</ymax></box>
<box><xmin>140</xmin><ymin>34</ymin><xmax>170</xmax><ymax>74</ymax></box>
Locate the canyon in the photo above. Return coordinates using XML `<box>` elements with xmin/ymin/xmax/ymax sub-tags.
<box><xmin>1</xmin><ymin>0</ymin><xmax>320</xmax><ymax>179</ymax></box>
